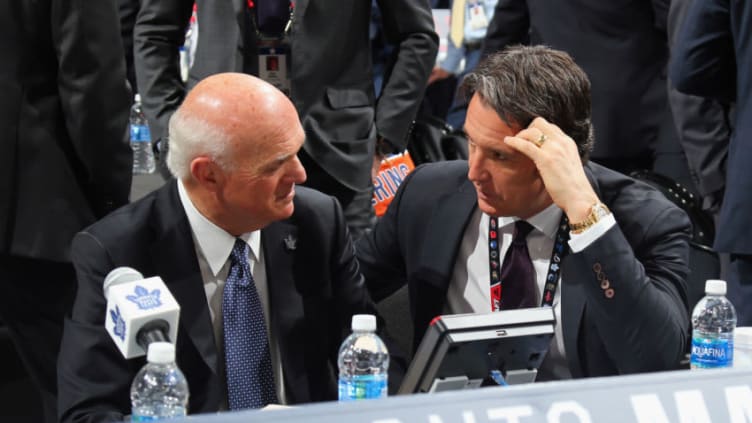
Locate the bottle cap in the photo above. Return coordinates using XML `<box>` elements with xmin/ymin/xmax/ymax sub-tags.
<box><xmin>351</xmin><ymin>314</ymin><xmax>377</xmax><ymax>332</ymax></box>
<box><xmin>134</xmin><ymin>93</ymin><xmax>141</xmax><ymax>103</ymax></box>
<box><xmin>705</xmin><ymin>279</ymin><xmax>727</xmax><ymax>296</ymax></box>
<box><xmin>147</xmin><ymin>342</ymin><xmax>175</xmax><ymax>364</ymax></box>
<box><xmin>736</xmin><ymin>327</ymin><xmax>752</xmax><ymax>347</ymax></box>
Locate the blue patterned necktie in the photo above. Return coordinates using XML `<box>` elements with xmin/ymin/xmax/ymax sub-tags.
<box><xmin>223</xmin><ymin>238</ymin><xmax>278</xmax><ymax>409</ymax></box>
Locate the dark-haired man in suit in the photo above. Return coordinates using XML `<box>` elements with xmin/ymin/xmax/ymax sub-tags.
<box><xmin>58</xmin><ymin>73</ymin><xmax>396</xmax><ymax>422</ymax></box>
<box><xmin>358</xmin><ymin>46</ymin><xmax>691</xmax><ymax>380</ymax></box>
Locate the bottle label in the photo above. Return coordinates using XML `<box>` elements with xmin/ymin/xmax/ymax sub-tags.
<box><xmin>131</xmin><ymin>406</ymin><xmax>186</xmax><ymax>421</ymax></box>
<box><xmin>691</xmin><ymin>334</ymin><xmax>734</xmax><ymax>368</ymax></box>
<box><xmin>132</xmin><ymin>415</ymin><xmax>160</xmax><ymax>422</ymax></box>
<box><xmin>131</xmin><ymin>124</ymin><xmax>152</xmax><ymax>143</ymax></box>
<box><xmin>338</xmin><ymin>374</ymin><xmax>387</xmax><ymax>401</ymax></box>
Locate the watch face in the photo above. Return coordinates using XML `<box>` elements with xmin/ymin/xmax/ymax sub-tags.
<box><xmin>593</xmin><ymin>203</ymin><xmax>610</xmax><ymax>219</ymax></box>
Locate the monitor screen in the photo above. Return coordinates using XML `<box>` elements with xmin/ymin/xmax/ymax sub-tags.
<box><xmin>398</xmin><ymin>307</ymin><xmax>555</xmax><ymax>394</ymax></box>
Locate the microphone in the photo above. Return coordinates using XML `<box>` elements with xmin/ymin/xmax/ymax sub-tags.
<box><xmin>103</xmin><ymin>267</ymin><xmax>181</xmax><ymax>359</ymax></box>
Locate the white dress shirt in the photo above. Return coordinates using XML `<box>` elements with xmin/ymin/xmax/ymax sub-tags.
<box><xmin>446</xmin><ymin>202</ymin><xmax>615</xmax><ymax>380</ymax></box>
<box><xmin>177</xmin><ymin>180</ymin><xmax>287</xmax><ymax>406</ymax></box>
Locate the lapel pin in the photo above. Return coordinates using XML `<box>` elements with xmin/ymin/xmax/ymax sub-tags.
<box><xmin>283</xmin><ymin>234</ymin><xmax>297</xmax><ymax>251</ymax></box>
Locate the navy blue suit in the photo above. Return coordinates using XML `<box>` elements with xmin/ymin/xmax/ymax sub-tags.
<box><xmin>482</xmin><ymin>0</ymin><xmax>672</xmax><ymax>166</ymax></box>
<box><xmin>357</xmin><ymin>161</ymin><xmax>691</xmax><ymax>377</ymax></box>
<box><xmin>670</xmin><ymin>0</ymin><xmax>752</xmax><ymax>324</ymax></box>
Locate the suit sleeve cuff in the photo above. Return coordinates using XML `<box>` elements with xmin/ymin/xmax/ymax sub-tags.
<box><xmin>567</xmin><ymin>214</ymin><xmax>617</xmax><ymax>253</ymax></box>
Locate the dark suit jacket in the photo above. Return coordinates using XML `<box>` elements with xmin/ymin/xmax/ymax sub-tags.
<box><xmin>134</xmin><ymin>0</ymin><xmax>437</xmax><ymax>191</ymax></box>
<box><xmin>666</xmin><ymin>0</ymin><xmax>731</xmax><ymax>211</ymax></box>
<box><xmin>357</xmin><ymin>161</ymin><xmax>691</xmax><ymax>377</ymax></box>
<box><xmin>670</xmin><ymin>0</ymin><xmax>751</xmax><ymax>254</ymax></box>
<box><xmin>118</xmin><ymin>0</ymin><xmax>142</xmax><ymax>95</ymax></box>
<box><xmin>0</xmin><ymin>0</ymin><xmax>132</xmax><ymax>262</ymax></box>
<box><xmin>58</xmin><ymin>183</ymin><xmax>384</xmax><ymax>423</ymax></box>
<box><xmin>482</xmin><ymin>0</ymin><xmax>671</xmax><ymax>160</ymax></box>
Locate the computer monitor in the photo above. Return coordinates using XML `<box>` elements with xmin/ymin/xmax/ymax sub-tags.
<box><xmin>398</xmin><ymin>307</ymin><xmax>555</xmax><ymax>394</ymax></box>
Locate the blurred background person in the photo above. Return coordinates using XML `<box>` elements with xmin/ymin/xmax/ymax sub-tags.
<box><xmin>670</xmin><ymin>0</ymin><xmax>752</xmax><ymax>325</ymax></box>
<box><xmin>482</xmin><ymin>0</ymin><xmax>696</xmax><ymax>194</ymax></box>
<box><xmin>117</xmin><ymin>0</ymin><xmax>142</xmax><ymax>95</ymax></box>
<box><xmin>667</xmin><ymin>0</ymin><xmax>732</xmax><ymax>221</ymax></box>
<box><xmin>427</xmin><ymin>0</ymin><xmax>498</xmax><ymax>130</ymax></box>
<box><xmin>0</xmin><ymin>1</ymin><xmax>132</xmax><ymax>421</ymax></box>
<box><xmin>134</xmin><ymin>0</ymin><xmax>438</xmax><ymax>239</ymax></box>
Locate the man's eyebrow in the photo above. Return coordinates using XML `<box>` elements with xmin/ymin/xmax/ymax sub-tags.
<box><xmin>274</xmin><ymin>152</ymin><xmax>294</xmax><ymax>162</ymax></box>
<box><xmin>257</xmin><ymin>152</ymin><xmax>294</xmax><ymax>173</ymax></box>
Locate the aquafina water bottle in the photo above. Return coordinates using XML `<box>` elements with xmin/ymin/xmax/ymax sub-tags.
<box><xmin>130</xmin><ymin>342</ymin><xmax>189</xmax><ymax>421</ymax></box>
<box><xmin>130</xmin><ymin>94</ymin><xmax>155</xmax><ymax>174</ymax></box>
<box><xmin>337</xmin><ymin>314</ymin><xmax>389</xmax><ymax>401</ymax></box>
<box><xmin>690</xmin><ymin>279</ymin><xmax>737</xmax><ymax>369</ymax></box>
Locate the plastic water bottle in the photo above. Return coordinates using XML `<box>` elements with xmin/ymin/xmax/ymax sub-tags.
<box><xmin>690</xmin><ymin>279</ymin><xmax>737</xmax><ymax>369</ymax></box>
<box><xmin>130</xmin><ymin>94</ymin><xmax>155</xmax><ymax>174</ymax></box>
<box><xmin>338</xmin><ymin>314</ymin><xmax>389</xmax><ymax>401</ymax></box>
<box><xmin>131</xmin><ymin>342</ymin><xmax>189</xmax><ymax>421</ymax></box>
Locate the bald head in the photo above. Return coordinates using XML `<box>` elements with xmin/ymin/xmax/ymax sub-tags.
<box><xmin>167</xmin><ymin>73</ymin><xmax>302</xmax><ymax>180</ymax></box>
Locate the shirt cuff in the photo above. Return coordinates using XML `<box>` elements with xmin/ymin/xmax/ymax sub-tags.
<box><xmin>567</xmin><ymin>214</ymin><xmax>616</xmax><ymax>253</ymax></box>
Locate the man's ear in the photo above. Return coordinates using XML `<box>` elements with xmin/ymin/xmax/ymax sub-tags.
<box><xmin>190</xmin><ymin>156</ymin><xmax>225</xmax><ymax>192</ymax></box>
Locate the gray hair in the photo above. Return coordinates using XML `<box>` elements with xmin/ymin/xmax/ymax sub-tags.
<box><xmin>461</xmin><ymin>45</ymin><xmax>594</xmax><ymax>160</ymax></box>
<box><xmin>166</xmin><ymin>106</ymin><xmax>234</xmax><ymax>180</ymax></box>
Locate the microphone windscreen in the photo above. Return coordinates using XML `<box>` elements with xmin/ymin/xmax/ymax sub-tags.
<box><xmin>103</xmin><ymin>267</ymin><xmax>144</xmax><ymax>300</ymax></box>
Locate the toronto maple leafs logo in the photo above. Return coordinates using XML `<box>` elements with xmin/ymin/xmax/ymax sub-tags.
<box><xmin>283</xmin><ymin>234</ymin><xmax>297</xmax><ymax>251</ymax></box>
<box><xmin>110</xmin><ymin>306</ymin><xmax>126</xmax><ymax>341</ymax></box>
<box><xmin>126</xmin><ymin>285</ymin><xmax>162</xmax><ymax>310</ymax></box>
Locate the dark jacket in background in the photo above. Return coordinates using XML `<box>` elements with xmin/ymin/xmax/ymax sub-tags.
<box><xmin>134</xmin><ymin>0</ymin><xmax>438</xmax><ymax>192</ymax></box>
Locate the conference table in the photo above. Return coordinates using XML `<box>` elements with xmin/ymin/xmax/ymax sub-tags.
<box><xmin>128</xmin><ymin>174</ymin><xmax>752</xmax><ymax>422</ymax></box>
<box><xmin>178</xmin><ymin>368</ymin><xmax>752</xmax><ymax>422</ymax></box>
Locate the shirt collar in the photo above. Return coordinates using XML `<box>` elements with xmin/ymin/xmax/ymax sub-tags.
<box><xmin>496</xmin><ymin>203</ymin><xmax>562</xmax><ymax>240</ymax></box>
<box><xmin>177</xmin><ymin>180</ymin><xmax>260</xmax><ymax>276</ymax></box>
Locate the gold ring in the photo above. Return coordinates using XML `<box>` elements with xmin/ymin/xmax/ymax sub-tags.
<box><xmin>535</xmin><ymin>133</ymin><xmax>547</xmax><ymax>147</ymax></box>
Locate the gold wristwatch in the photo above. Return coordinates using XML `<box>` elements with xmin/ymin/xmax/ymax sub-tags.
<box><xmin>569</xmin><ymin>202</ymin><xmax>611</xmax><ymax>234</ymax></box>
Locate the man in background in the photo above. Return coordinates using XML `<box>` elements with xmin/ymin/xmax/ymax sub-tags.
<box><xmin>0</xmin><ymin>1</ymin><xmax>132</xmax><ymax>422</ymax></box>
<box><xmin>670</xmin><ymin>0</ymin><xmax>752</xmax><ymax>325</ymax></box>
<box><xmin>482</xmin><ymin>0</ymin><xmax>695</xmax><ymax>193</ymax></box>
<box><xmin>134</xmin><ymin>0</ymin><xmax>438</xmax><ymax>239</ymax></box>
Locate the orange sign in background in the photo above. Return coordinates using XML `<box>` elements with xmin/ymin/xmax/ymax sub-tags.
<box><xmin>372</xmin><ymin>152</ymin><xmax>415</xmax><ymax>217</ymax></box>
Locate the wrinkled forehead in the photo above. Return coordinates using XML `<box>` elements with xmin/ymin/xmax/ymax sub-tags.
<box><xmin>228</xmin><ymin>120</ymin><xmax>305</xmax><ymax>169</ymax></box>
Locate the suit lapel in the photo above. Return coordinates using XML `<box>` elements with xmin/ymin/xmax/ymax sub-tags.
<box><xmin>262</xmin><ymin>220</ymin><xmax>310</xmax><ymax>403</ymax></box>
<box><xmin>417</xmin><ymin>178</ymin><xmax>478</xmax><ymax>290</ymax></box>
<box><xmin>150</xmin><ymin>182</ymin><xmax>219</xmax><ymax>377</ymax></box>
<box><xmin>411</xmin><ymin>178</ymin><xmax>477</xmax><ymax>338</ymax></box>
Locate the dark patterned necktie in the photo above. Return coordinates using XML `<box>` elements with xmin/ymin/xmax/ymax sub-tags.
<box><xmin>223</xmin><ymin>239</ymin><xmax>278</xmax><ymax>409</ymax></box>
<box><xmin>500</xmin><ymin>221</ymin><xmax>538</xmax><ymax>310</ymax></box>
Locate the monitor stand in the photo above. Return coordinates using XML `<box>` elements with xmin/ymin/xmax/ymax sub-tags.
<box><xmin>427</xmin><ymin>369</ymin><xmax>538</xmax><ymax>393</ymax></box>
<box><xmin>428</xmin><ymin>376</ymin><xmax>482</xmax><ymax>393</ymax></box>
